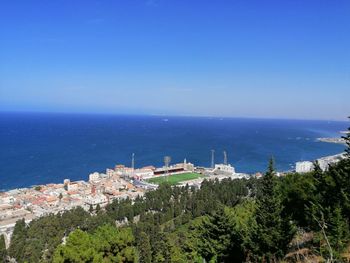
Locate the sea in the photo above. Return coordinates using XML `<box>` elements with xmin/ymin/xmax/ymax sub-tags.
<box><xmin>0</xmin><ymin>112</ymin><xmax>348</xmax><ymax>190</ymax></box>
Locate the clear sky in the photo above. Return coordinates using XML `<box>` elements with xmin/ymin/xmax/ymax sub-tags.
<box><xmin>0</xmin><ymin>0</ymin><xmax>349</xmax><ymax>120</ymax></box>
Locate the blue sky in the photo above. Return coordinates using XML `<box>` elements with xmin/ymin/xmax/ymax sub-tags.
<box><xmin>0</xmin><ymin>0</ymin><xmax>349</xmax><ymax>120</ymax></box>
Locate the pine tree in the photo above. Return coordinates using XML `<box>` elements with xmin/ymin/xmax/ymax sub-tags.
<box><xmin>312</xmin><ymin>160</ymin><xmax>323</xmax><ymax>177</ymax></box>
<box><xmin>0</xmin><ymin>234</ymin><xmax>7</xmax><ymax>263</ymax></box>
<box><xmin>306</xmin><ymin>121</ymin><xmax>350</xmax><ymax>259</ymax></box>
<box><xmin>340</xmin><ymin>120</ymin><xmax>350</xmax><ymax>219</ymax></box>
<box><xmin>328</xmin><ymin>206</ymin><xmax>350</xmax><ymax>255</ymax></box>
<box><xmin>138</xmin><ymin>232</ymin><xmax>152</xmax><ymax>263</ymax></box>
<box><xmin>342</xmin><ymin>116</ymin><xmax>350</xmax><ymax>157</ymax></box>
<box><xmin>252</xmin><ymin>158</ymin><xmax>295</xmax><ymax>261</ymax></box>
<box><xmin>8</xmin><ymin>219</ymin><xmax>27</xmax><ymax>262</ymax></box>
<box><xmin>314</xmin><ymin>119</ymin><xmax>350</xmax><ymax>224</ymax></box>
<box><xmin>320</xmin><ymin>120</ymin><xmax>350</xmax><ymax>240</ymax></box>
<box><xmin>195</xmin><ymin>206</ymin><xmax>245</xmax><ymax>262</ymax></box>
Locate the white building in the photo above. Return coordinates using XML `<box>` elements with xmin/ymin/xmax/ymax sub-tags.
<box><xmin>67</xmin><ymin>182</ymin><xmax>79</xmax><ymax>191</ymax></box>
<box><xmin>84</xmin><ymin>194</ymin><xmax>108</xmax><ymax>207</ymax></box>
<box><xmin>134</xmin><ymin>168</ymin><xmax>154</xmax><ymax>179</ymax></box>
<box><xmin>214</xmin><ymin>164</ymin><xmax>235</xmax><ymax>174</ymax></box>
<box><xmin>106</xmin><ymin>168</ymin><xmax>115</xmax><ymax>178</ymax></box>
<box><xmin>295</xmin><ymin>153</ymin><xmax>346</xmax><ymax>173</ymax></box>
<box><xmin>295</xmin><ymin>161</ymin><xmax>314</xmax><ymax>173</ymax></box>
<box><xmin>114</xmin><ymin>165</ymin><xmax>134</xmax><ymax>177</ymax></box>
<box><xmin>317</xmin><ymin>153</ymin><xmax>346</xmax><ymax>171</ymax></box>
<box><xmin>183</xmin><ymin>159</ymin><xmax>195</xmax><ymax>171</ymax></box>
<box><xmin>89</xmin><ymin>172</ymin><xmax>100</xmax><ymax>182</ymax></box>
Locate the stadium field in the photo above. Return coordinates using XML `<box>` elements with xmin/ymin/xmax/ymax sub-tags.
<box><xmin>146</xmin><ymin>172</ymin><xmax>204</xmax><ymax>185</ymax></box>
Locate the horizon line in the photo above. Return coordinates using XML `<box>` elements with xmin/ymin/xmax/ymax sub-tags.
<box><xmin>0</xmin><ymin>109</ymin><xmax>349</xmax><ymax>123</ymax></box>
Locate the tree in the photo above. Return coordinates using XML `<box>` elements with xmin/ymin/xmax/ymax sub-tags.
<box><xmin>152</xmin><ymin>233</ymin><xmax>171</xmax><ymax>263</ymax></box>
<box><xmin>95</xmin><ymin>204</ymin><xmax>101</xmax><ymax>213</ymax></box>
<box><xmin>194</xmin><ymin>206</ymin><xmax>245</xmax><ymax>262</ymax></box>
<box><xmin>252</xmin><ymin>158</ymin><xmax>295</xmax><ymax>261</ymax></box>
<box><xmin>327</xmin><ymin>206</ymin><xmax>350</xmax><ymax>256</ymax></box>
<box><xmin>8</xmin><ymin>219</ymin><xmax>27</xmax><ymax>262</ymax></box>
<box><xmin>53</xmin><ymin>225</ymin><xmax>137</xmax><ymax>263</ymax></box>
<box><xmin>342</xmin><ymin>116</ymin><xmax>350</xmax><ymax>157</ymax></box>
<box><xmin>0</xmin><ymin>234</ymin><xmax>7</xmax><ymax>263</ymax></box>
<box><xmin>279</xmin><ymin>172</ymin><xmax>316</xmax><ymax>227</ymax></box>
<box><xmin>94</xmin><ymin>225</ymin><xmax>137</xmax><ymax>262</ymax></box>
<box><xmin>307</xmin><ymin>120</ymin><xmax>350</xmax><ymax>259</ymax></box>
<box><xmin>53</xmin><ymin>229</ymin><xmax>96</xmax><ymax>263</ymax></box>
<box><xmin>138</xmin><ymin>232</ymin><xmax>152</xmax><ymax>263</ymax></box>
<box><xmin>89</xmin><ymin>204</ymin><xmax>94</xmax><ymax>214</ymax></box>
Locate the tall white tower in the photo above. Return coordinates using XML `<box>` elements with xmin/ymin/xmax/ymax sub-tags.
<box><xmin>164</xmin><ymin>156</ymin><xmax>171</xmax><ymax>180</ymax></box>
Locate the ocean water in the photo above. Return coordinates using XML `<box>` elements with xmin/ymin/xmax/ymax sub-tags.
<box><xmin>0</xmin><ymin>112</ymin><xmax>348</xmax><ymax>190</ymax></box>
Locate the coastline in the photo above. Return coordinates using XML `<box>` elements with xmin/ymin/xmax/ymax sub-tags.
<box><xmin>316</xmin><ymin>137</ymin><xmax>346</xmax><ymax>144</ymax></box>
<box><xmin>1</xmin><ymin>149</ymin><xmax>347</xmax><ymax>247</ymax></box>
<box><xmin>1</xmin><ymin>113</ymin><xmax>347</xmax><ymax>190</ymax></box>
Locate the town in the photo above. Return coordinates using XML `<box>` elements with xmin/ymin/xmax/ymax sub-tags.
<box><xmin>0</xmin><ymin>151</ymin><xmax>250</xmax><ymax>247</ymax></box>
<box><xmin>0</xmin><ymin>150</ymin><xmax>346</xmax><ymax>248</ymax></box>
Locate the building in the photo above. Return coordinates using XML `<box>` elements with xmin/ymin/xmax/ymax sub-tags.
<box><xmin>153</xmin><ymin>160</ymin><xmax>194</xmax><ymax>176</ymax></box>
<box><xmin>317</xmin><ymin>153</ymin><xmax>346</xmax><ymax>171</ymax></box>
<box><xmin>67</xmin><ymin>182</ymin><xmax>79</xmax><ymax>191</ymax></box>
<box><xmin>295</xmin><ymin>152</ymin><xmax>346</xmax><ymax>173</ymax></box>
<box><xmin>106</xmin><ymin>168</ymin><xmax>115</xmax><ymax>178</ymax></box>
<box><xmin>134</xmin><ymin>168</ymin><xmax>154</xmax><ymax>179</ymax></box>
<box><xmin>114</xmin><ymin>165</ymin><xmax>134</xmax><ymax>177</ymax></box>
<box><xmin>89</xmin><ymin>172</ymin><xmax>100</xmax><ymax>182</ymax></box>
<box><xmin>183</xmin><ymin>159</ymin><xmax>195</xmax><ymax>171</ymax></box>
<box><xmin>214</xmin><ymin>164</ymin><xmax>235</xmax><ymax>174</ymax></box>
<box><xmin>84</xmin><ymin>194</ymin><xmax>108</xmax><ymax>208</ymax></box>
<box><xmin>295</xmin><ymin>161</ymin><xmax>314</xmax><ymax>173</ymax></box>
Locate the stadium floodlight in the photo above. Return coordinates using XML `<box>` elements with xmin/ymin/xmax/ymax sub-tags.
<box><xmin>211</xmin><ymin>149</ymin><xmax>215</xmax><ymax>169</ymax></box>
<box><xmin>164</xmin><ymin>156</ymin><xmax>171</xmax><ymax>179</ymax></box>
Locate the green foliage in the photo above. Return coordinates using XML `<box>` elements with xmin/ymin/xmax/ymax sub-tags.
<box><xmin>251</xmin><ymin>158</ymin><xmax>296</xmax><ymax>261</ymax></box>
<box><xmin>53</xmin><ymin>225</ymin><xmax>137</xmax><ymax>263</ymax></box>
<box><xmin>8</xmin><ymin>218</ymin><xmax>27</xmax><ymax>262</ymax></box>
<box><xmin>195</xmin><ymin>210</ymin><xmax>232</xmax><ymax>261</ymax></box>
<box><xmin>327</xmin><ymin>159</ymin><xmax>350</xmax><ymax>220</ymax></box>
<box><xmin>137</xmin><ymin>232</ymin><xmax>151</xmax><ymax>263</ymax></box>
<box><xmin>343</xmin><ymin>117</ymin><xmax>350</xmax><ymax>157</ymax></box>
<box><xmin>53</xmin><ymin>229</ymin><xmax>94</xmax><ymax>262</ymax></box>
<box><xmin>0</xmin><ymin>234</ymin><xmax>7</xmax><ymax>263</ymax></box>
<box><xmin>308</xmin><ymin>159</ymin><xmax>350</xmax><ymax>260</ymax></box>
<box><xmin>328</xmin><ymin>206</ymin><xmax>350</xmax><ymax>254</ymax></box>
<box><xmin>225</xmin><ymin>200</ymin><xmax>257</xmax><ymax>256</ymax></box>
<box><xmin>165</xmin><ymin>217</ymin><xmax>204</xmax><ymax>263</ymax></box>
<box><xmin>95</xmin><ymin>204</ymin><xmax>101</xmax><ymax>213</ymax></box>
<box><xmin>279</xmin><ymin>171</ymin><xmax>316</xmax><ymax>226</ymax></box>
<box><xmin>7</xmin><ymin>208</ymin><xmax>91</xmax><ymax>263</ymax></box>
<box><xmin>194</xmin><ymin>207</ymin><xmax>243</xmax><ymax>262</ymax></box>
<box><xmin>94</xmin><ymin>225</ymin><xmax>136</xmax><ymax>262</ymax></box>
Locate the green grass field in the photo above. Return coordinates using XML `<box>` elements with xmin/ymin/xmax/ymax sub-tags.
<box><xmin>146</xmin><ymin>172</ymin><xmax>204</xmax><ymax>185</ymax></box>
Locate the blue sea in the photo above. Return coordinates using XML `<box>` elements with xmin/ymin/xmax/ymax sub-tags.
<box><xmin>0</xmin><ymin>112</ymin><xmax>348</xmax><ymax>190</ymax></box>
